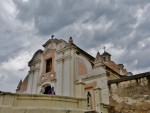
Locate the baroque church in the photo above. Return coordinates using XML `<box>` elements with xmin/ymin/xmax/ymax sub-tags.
<box><xmin>15</xmin><ymin>37</ymin><xmax>131</xmax><ymax>112</ymax></box>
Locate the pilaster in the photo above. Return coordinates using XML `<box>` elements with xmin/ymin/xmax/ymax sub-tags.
<box><xmin>93</xmin><ymin>87</ymin><xmax>102</xmax><ymax>113</ymax></box>
<box><xmin>75</xmin><ymin>79</ymin><xmax>86</xmax><ymax>98</ymax></box>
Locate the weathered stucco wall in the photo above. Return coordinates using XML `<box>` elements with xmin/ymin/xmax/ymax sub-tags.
<box><xmin>109</xmin><ymin>75</ymin><xmax>150</xmax><ymax>113</ymax></box>
<box><xmin>0</xmin><ymin>93</ymin><xmax>87</xmax><ymax>113</ymax></box>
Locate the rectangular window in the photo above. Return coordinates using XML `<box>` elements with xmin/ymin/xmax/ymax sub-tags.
<box><xmin>46</xmin><ymin>58</ymin><xmax>52</xmax><ymax>73</ymax></box>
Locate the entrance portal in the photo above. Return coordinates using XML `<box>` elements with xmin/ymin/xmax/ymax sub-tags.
<box><xmin>44</xmin><ymin>85</ymin><xmax>51</xmax><ymax>94</ymax></box>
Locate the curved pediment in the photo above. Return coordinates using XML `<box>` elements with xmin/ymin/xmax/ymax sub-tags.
<box><xmin>28</xmin><ymin>49</ymin><xmax>43</xmax><ymax>66</ymax></box>
<box><xmin>43</xmin><ymin>38</ymin><xmax>68</xmax><ymax>51</ymax></box>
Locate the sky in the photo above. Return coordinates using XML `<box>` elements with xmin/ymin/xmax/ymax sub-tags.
<box><xmin>0</xmin><ymin>0</ymin><xmax>150</xmax><ymax>92</ymax></box>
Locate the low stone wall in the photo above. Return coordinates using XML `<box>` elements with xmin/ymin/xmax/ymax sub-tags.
<box><xmin>0</xmin><ymin>93</ymin><xmax>87</xmax><ymax>113</ymax></box>
<box><xmin>110</xmin><ymin>78</ymin><xmax>149</xmax><ymax>98</ymax></box>
<box><xmin>108</xmin><ymin>73</ymin><xmax>150</xmax><ymax>113</ymax></box>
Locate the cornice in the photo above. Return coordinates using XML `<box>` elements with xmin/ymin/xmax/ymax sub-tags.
<box><xmin>56</xmin><ymin>44</ymin><xmax>77</xmax><ymax>54</ymax></box>
<box><xmin>29</xmin><ymin>59</ymin><xmax>41</xmax><ymax>67</ymax></box>
<box><xmin>29</xmin><ymin>67</ymin><xmax>40</xmax><ymax>73</ymax></box>
<box><xmin>75</xmin><ymin>73</ymin><xmax>106</xmax><ymax>82</ymax></box>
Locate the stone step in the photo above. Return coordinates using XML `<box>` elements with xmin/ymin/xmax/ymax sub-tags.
<box><xmin>0</xmin><ymin>107</ymin><xmax>86</xmax><ymax>113</ymax></box>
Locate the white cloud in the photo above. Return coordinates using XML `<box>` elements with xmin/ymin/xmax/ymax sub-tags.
<box><xmin>1</xmin><ymin>0</ymin><xmax>150</xmax><ymax>92</ymax></box>
<box><xmin>0</xmin><ymin>51</ymin><xmax>31</xmax><ymax>92</ymax></box>
<box><xmin>0</xmin><ymin>51</ymin><xmax>31</xmax><ymax>73</ymax></box>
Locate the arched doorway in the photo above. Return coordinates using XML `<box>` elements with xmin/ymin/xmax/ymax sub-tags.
<box><xmin>44</xmin><ymin>85</ymin><xmax>51</xmax><ymax>94</ymax></box>
<box><xmin>40</xmin><ymin>84</ymin><xmax>51</xmax><ymax>94</ymax></box>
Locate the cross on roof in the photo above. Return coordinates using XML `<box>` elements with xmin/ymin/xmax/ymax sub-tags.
<box><xmin>103</xmin><ymin>46</ymin><xmax>106</xmax><ymax>52</ymax></box>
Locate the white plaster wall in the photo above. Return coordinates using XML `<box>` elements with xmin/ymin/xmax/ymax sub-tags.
<box><xmin>26</xmin><ymin>41</ymin><xmax>70</xmax><ymax>95</ymax></box>
<box><xmin>70</xmin><ymin>50</ymin><xmax>75</xmax><ymax>97</ymax></box>
<box><xmin>27</xmin><ymin>72</ymin><xmax>33</xmax><ymax>94</ymax></box>
<box><xmin>74</xmin><ymin>53</ymin><xmax>110</xmax><ymax>104</ymax></box>
<box><xmin>37</xmin><ymin>58</ymin><xmax>44</xmax><ymax>93</ymax></box>
<box><xmin>63</xmin><ymin>59</ymin><xmax>71</xmax><ymax>96</ymax></box>
<box><xmin>56</xmin><ymin>60</ymin><xmax>63</xmax><ymax>96</ymax></box>
<box><xmin>56</xmin><ymin>41</ymin><xmax>67</xmax><ymax>51</ymax></box>
<box><xmin>91</xmin><ymin>67</ymin><xmax>106</xmax><ymax>77</ymax></box>
<box><xmin>84</xmin><ymin>75</ymin><xmax>109</xmax><ymax>105</ymax></box>
<box><xmin>55</xmin><ymin>47</ymin><xmax>76</xmax><ymax>97</ymax></box>
<box><xmin>31</xmin><ymin>70</ymin><xmax>39</xmax><ymax>94</ymax></box>
<box><xmin>45</xmin><ymin>43</ymin><xmax>57</xmax><ymax>51</ymax></box>
<box><xmin>26</xmin><ymin>50</ymin><xmax>43</xmax><ymax>94</ymax></box>
<box><xmin>97</xmin><ymin>76</ymin><xmax>109</xmax><ymax>105</ymax></box>
<box><xmin>41</xmin><ymin>41</ymin><xmax>69</xmax><ymax>96</ymax></box>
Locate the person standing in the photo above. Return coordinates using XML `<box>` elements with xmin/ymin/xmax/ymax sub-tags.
<box><xmin>51</xmin><ymin>87</ymin><xmax>55</xmax><ymax>95</ymax></box>
<box><xmin>48</xmin><ymin>86</ymin><xmax>52</xmax><ymax>95</ymax></box>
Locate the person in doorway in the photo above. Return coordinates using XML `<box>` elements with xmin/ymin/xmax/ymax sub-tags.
<box><xmin>48</xmin><ymin>86</ymin><xmax>52</xmax><ymax>95</ymax></box>
<box><xmin>51</xmin><ymin>87</ymin><xmax>55</xmax><ymax>95</ymax></box>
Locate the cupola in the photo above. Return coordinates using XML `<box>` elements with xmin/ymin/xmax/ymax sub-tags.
<box><xmin>102</xmin><ymin>51</ymin><xmax>111</xmax><ymax>61</ymax></box>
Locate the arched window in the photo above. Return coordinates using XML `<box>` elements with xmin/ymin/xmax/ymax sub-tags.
<box><xmin>46</xmin><ymin>58</ymin><xmax>52</xmax><ymax>73</ymax></box>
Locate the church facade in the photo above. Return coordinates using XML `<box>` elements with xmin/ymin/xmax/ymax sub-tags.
<box><xmin>16</xmin><ymin>37</ymin><xmax>130</xmax><ymax>112</ymax></box>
